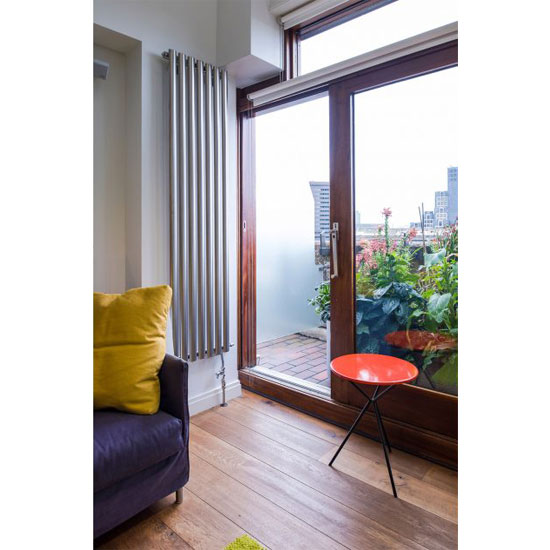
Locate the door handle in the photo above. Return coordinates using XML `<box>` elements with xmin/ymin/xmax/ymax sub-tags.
<box><xmin>330</xmin><ymin>222</ymin><xmax>339</xmax><ymax>279</ymax></box>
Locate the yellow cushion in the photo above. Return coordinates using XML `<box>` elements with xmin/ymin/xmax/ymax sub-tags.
<box><xmin>94</xmin><ymin>285</ymin><xmax>172</xmax><ymax>414</ymax></box>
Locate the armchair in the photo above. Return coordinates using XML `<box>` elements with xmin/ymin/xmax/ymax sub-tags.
<box><xmin>93</xmin><ymin>354</ymin><xmax>190</xmax><ymax>538</ymax></box>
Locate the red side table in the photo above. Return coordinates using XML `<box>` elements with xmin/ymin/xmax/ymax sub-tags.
<box><xmin>329</xmin><ymin>353</ymin><xmax>419</xmax><ymax>498</ymax></box>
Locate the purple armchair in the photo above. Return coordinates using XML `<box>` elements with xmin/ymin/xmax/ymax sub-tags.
<box><xmin>93</xmin><ymin>354</ymin><xmax>190</xmax><ymax>538</ymax></box>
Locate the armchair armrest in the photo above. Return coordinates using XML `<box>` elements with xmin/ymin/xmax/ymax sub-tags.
<box><xmin>159</xmin><ymin>354</ymin><xmax>189</xmax><ymax>442</ymax></box>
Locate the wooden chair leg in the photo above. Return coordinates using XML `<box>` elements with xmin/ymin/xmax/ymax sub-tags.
<box><xmin>175</xmin><ymin>488</ymin><xmax>183</xmax><ymax>504</ymax></box>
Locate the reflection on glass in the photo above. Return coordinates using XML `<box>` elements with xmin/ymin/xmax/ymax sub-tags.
<box><xmin>255</xmin><ymin>96</ymin><xmax>331</xmax><ymax>389</ymax></box>
<box><xmin>300</xmin><ymin>0</ymin><xmax>457</xmax><ymax>75</ymax></box>
<box><xmin>354</xmin><ymin>68</ymin><xmax>458</xmax><ymax>395</ymax></box>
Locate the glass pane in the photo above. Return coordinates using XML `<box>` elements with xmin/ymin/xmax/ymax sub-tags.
<box><xmin>354</xmin><ymin>67</ymin><xmax>458</xmax><ymax>395</ymax></box>
<box><xmin>255</xmin><ymin>96</ymin><xmax>331</xmax><ymax>390</ymax></box>
<box><xmin>300</xmin><ymin>0</ymin><xmax>457</xmax><ymax>75</ymax></box>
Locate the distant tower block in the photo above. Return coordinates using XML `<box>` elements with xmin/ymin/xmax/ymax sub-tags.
<box><xmin>309</xmin><ymin>181</ymin><xmax>330</xmax><ymax>240</ymax></box>
<box><xmin>424</xmin><ymin>210</ymin><xmax>435</xmax><ymax>230</ymax></box>
<box><xmin>447</xmin><ymin>166</ymin><xmax>458</xmax><ymax>224</ymax></box>
<box><xmin>435</xmin><ymin>190</ymin><xmax>449</xmax><ymax>228</ymax></box>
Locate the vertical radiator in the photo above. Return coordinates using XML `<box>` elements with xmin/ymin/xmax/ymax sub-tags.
<box><xmin>166</xmin><ymin>49</ymin><xmax>229</xmax><ymax>362</ymax></box>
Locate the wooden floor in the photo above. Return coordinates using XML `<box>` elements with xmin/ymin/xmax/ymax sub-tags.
<box><xmin>96</xmin><ymin>390</ymin><xmax>458</xmax><ymax>550</ymax></box>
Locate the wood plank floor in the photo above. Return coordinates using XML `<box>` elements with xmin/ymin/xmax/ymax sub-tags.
<box><xmin>96</xmin><ymin>390</ymin><xmax>458</xmax><ymax>550</ymax></box>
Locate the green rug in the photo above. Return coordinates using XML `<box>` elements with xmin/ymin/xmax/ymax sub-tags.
<box><xmin>224</xmin><ymin>534</ymin><xmax>266</xmax><ymax>550</ymax></box>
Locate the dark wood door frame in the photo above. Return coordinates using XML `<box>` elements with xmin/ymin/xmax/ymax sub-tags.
<box><xmin>329</xmin><ymin>42</ymin><xmax>458</xmax><ymax>442</ymax></box>
<box><xmin>328</xmin><ymin>83</ymin><xmax>354</xmax><ymax>406</ymax></box>
<box><xmin>237</xmin><ymin>101</ymin><xmax>257</xmax><ymax>369</ymax></box>
<box><xmin>237</xmin><ymin>41</ymin><xmax>458</xmax><ymax>468</ymax></box>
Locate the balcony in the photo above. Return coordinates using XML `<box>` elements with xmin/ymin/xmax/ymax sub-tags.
<box><xmin>256</xmin><ymin>331</ymin><xmax>329</xmax><ymax>388</ymax></box>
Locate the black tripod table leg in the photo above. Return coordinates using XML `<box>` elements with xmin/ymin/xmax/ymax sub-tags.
<box><xmin>374</xmin><ymin>400</ymin><xmax>391</xmax><ymax>453</ymax></box>
<box><xmin>329</xmin><ymin>398</ymin><xmax>372</xmax><ymax>467</ymax></box>
<box><xmin>374</xmin><ymin>402</ymin><xmax>398</xmax><ymax>497</ymax></box>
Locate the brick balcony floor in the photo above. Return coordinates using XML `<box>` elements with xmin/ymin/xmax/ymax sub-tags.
<box><xmin>256</xmin><ymin>333</ymin><xmax>329</xmax><ymax>388</ymax></box>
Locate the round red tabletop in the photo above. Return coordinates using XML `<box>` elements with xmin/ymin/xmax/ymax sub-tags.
<box><xmin>330</xmin><ymin>354</ymin><xmax>419</xmax><ymax>386</ymax></box>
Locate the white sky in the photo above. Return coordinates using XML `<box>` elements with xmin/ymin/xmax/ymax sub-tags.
<box><xmin>355</xmin><ymin>68</ymin><xmax>458</xmax><ymax>227</ymax></box>
<box><xmin>300</xmin><ymin>0</ymin><xmax>458</xmax><ymax>75</ymax></box>
<box><xmin>255</xmin><ymin>0</ymin><xmax>458</xmax><ymax>229</ymax></box>
<box><xmin>255</xmin><ymin>96</ymin><xmax>329</xmax><ymax>242</ymax></box>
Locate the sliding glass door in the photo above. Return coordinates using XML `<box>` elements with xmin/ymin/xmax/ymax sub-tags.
<box><xmin>328</xmin><ymin>44</ymin><xmax>458</xmax><ymax>441</ymax></box>
<box><xmin>354</xmin><ymin>68</ymin><xmax>458</xmax><ymax>396</ymax></box>
<box><xmin>238</xmin><ymin>39</ymin><xmax>458</xmax><ymax>463</ymax></box>
<box><xmin>253</xmin><ymin>95</ymin><xmax>332</xmax><ymax>392</ymax></box>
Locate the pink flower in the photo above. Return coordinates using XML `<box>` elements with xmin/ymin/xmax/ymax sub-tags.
<box><xmin>382</xmin><ymin>207</ymin><xmax>392</xmax><ymax>217</ymax></box>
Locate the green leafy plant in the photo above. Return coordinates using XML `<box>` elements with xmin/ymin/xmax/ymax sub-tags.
<box><xmin>431</xmin><ymin>351</ymin><xmax>458</xmax><ymax>388</ymax></box>
<box><xmin>374</xmin><ymin>248</ymin><xmax>419</xmax><ymax>288</ymax></box>
<box><xmin>423</xmin><ymin>249</ymin><xmax>446</xmax><ymax>268</ymax></box>
<box><xmin>308</xmin><ymin>281</ymin><xmax>330</xmax><ymax>323</ymax></box>
<box><xmin>356</xmin><ymin>270</ymin><xmax>376</xmax><ymax>296</ymax></box>
<box><xmin>356</xmin><ymin>282</ymin><xmax>425</xmax><ymax>354</ymax></box>
<box><xmin>415</xmin><ymin>224</ymin><xmax>458</xmax><ymax>332</ymax></box>
<box><xmin>356</xmin><ymin>209</ymin><xmax>419</xmax><ymax>295</ymax></box>
<box><xmin>353</xmin><ymin>213</ymin><xmax>459</xmax><ymax>394</ymax></box>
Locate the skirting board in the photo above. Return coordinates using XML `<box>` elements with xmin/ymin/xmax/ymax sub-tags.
<box><xmin>188</xmin><ymin>380</ymin><xmax>242</xmax><ymax>416</ymax></box>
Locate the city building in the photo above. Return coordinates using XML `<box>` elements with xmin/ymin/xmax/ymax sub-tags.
<box><xmin>424</xmin><ymin>210</ymin><xmax>435</xmax><ymax>230</ymax></box>
<box><xmin>447</xmin><ymin>166</ymin><xmax>458</xmax><ymax>224</ymax></box>
<box><xmin>408</xmin><ymin>167</ymin><xmax>457</xmax><ymax>230</ymax></box>
<box><xmin>357</xmin><ymin>222</ymin><xmax>382</xmax><ymax>234</ymax></box>
<box><xmin>435</xmin><ymin>191</ymin><xmax>449</xmax><ymax>228</ymax></box>
<box><xmin>410</xmin><ymin>210</ymin><xmax>435</xmax><ymax>231</ymax></box>
<box><xmin>309</xmin><ymin>181</ymin><xmax>330</xmax><ymax>240</ymax></box>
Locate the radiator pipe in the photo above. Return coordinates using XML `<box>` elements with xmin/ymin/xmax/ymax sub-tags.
<box><xmin>216</xmin><ymin>353</ymin><xmax>228</xmax><ymax>407</ymax></box>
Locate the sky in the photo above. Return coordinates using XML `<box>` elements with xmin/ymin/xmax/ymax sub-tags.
<box><xmin>253</xmin><ymin>0</ymin><xmax>458</xmax><ymax>338</ymax></box>
<box><xmin>354</xmin><ymin>68</ymin><xmax>458</xmax><ymax>227</ymax></box>
<box><xmin>255</xmin><ymin>0</ymin><xmax>458</xmax><ymax>230</ymax></box>
<box><xmin>255</xmin><ymin>68</ymin><xmax>457</xmax><ymax>229</ymax></box>
<box><xmin>300</xmin><ymin>0</ymin><xmax>458</xmax><ymax>75</ymax></box>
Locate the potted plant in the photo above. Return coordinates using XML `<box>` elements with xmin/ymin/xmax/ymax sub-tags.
<box><xmin>354</xmin><ymin>208</ymin><xmax>458</xmax><ymax>394</ymax></box>
<box><xmin>308</xmin><ymin>281</ymin><xmax>331</xmax><ymax>378</ymax></box>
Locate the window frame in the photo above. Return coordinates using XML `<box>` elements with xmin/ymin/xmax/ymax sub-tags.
<box><xmin>285</xmin><ymin>0</ymin><xmax>399</xmax><ymax>78</ymax></box>
<box><xmin>237</xmin><ymin>6</ymin><xmax>458</xmax><ymax>468</ymax></box>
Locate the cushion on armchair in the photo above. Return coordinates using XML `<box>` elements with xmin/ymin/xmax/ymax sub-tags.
<box><xmin>94</xmin><ymin>285</ymin><xmax>172</xmax><ymax>414</ymax></box>
<box><xmin>94</xmin><ymin>409</ymin><xmax>184</xmax><ymax>492</ymax></box>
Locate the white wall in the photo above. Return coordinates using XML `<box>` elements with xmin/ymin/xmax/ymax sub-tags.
<box><xmin>217</xmin><ymin>0</ymin><xmax>251</xmax><ymax>67</ymax></box>
<box><xmin>93</xmin><ymin>45</ymin><xmax>127</xmax><ymax>294</ymax></box>
<box><xmin>124</xmin><ymin>44</ymin><xmax>143</xmax><ymax>291</ymax></box>
<box><xmin>217</xmin><ymin>0</ymin><xmax>282</xmax><ymax>87</ymax></box>
<box><xmin>94</xmin><ymin>26</ymin><xmax>142</xmax><ymax>293</ymax></box>
<box><xmin>251</xmin><ymin>0</ymin><xmax>283</xmax><ymax>69</ymax></box>
<box><xmin>94</xmin><ymin>0</ymin><xmax>245</xmax><ymax>414</ymax></box>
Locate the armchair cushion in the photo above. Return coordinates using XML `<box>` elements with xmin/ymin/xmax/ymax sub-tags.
<box><xmin>94</xmin><ymin>409</ymin><xmax>184</xmax><ymax>493</ymax></box>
